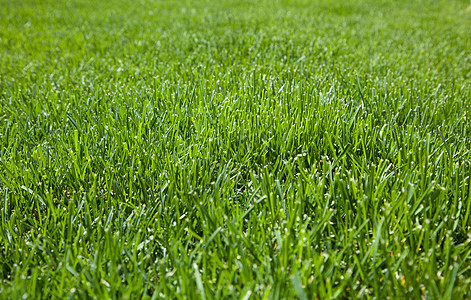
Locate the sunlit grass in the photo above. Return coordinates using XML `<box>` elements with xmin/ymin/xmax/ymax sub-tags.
<box><xmin>1</xmin><ymin>0</ymin><xmax>471</xmax><ymax>298</ymax></box>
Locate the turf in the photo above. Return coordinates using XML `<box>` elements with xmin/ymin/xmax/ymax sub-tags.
<box><xmin>1</xmin><ymin>0</ymin><xmax>471</xmax><ymax>298</ymax></box>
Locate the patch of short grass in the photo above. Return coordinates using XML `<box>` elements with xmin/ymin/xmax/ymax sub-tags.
<box><xmin>1</xmin><ymin>0</ymin><xmax>471</xmax><ymax>298</ymax></box>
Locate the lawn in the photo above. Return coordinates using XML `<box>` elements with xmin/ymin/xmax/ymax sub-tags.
<box><xmin>1</xmin><ymin>0</ymin><xmax>471</xmax><ymax>298</ymax></box>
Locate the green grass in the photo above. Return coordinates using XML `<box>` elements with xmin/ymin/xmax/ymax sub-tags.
<box><xmin>1</xmin><ymin>0</ymin><xmax>471</xmax><ymax>298</ymax></box>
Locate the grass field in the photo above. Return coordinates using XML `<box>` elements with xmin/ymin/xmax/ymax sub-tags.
<box><xmin>1</xmin><ymin>0</ymin><xmax>471</xmax><ymax>298</ymax></box>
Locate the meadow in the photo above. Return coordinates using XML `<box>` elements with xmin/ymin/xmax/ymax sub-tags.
<box><xmin>1</xmin><ymin>0</ymin><xmax>471</xmax><ymax>298</ymax></box>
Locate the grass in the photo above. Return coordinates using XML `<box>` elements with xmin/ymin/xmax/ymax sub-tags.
<box><xmin>1</xmin><ymin>0</ymin><xmax>471</xmax><ymax>298</ymax></box>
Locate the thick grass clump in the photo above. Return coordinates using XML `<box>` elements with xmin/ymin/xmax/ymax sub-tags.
<box><xmin>1</xmin><ymin>0</ymin><xmax>471</xmax><ymax>298</ymax></box>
